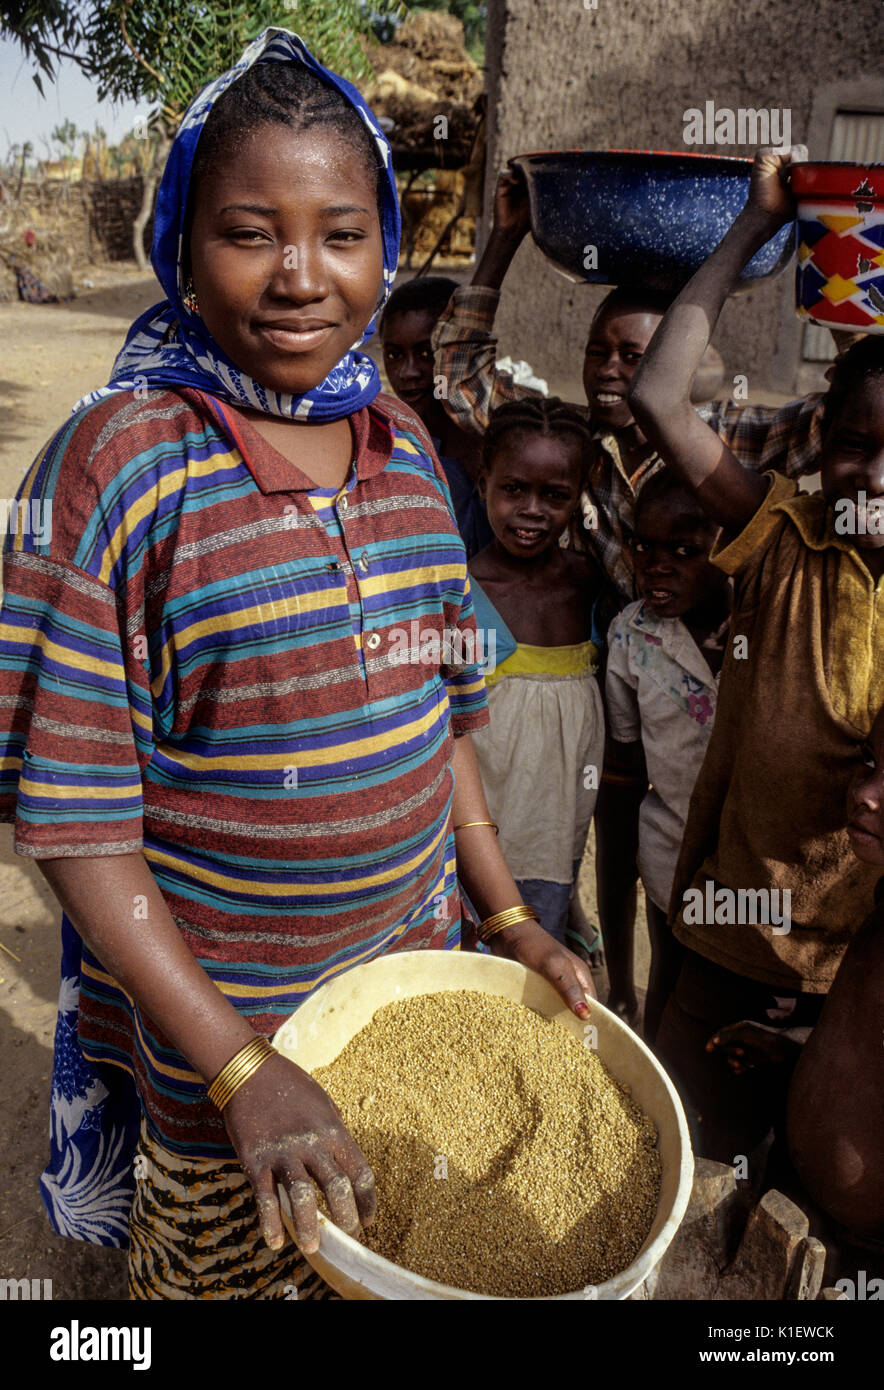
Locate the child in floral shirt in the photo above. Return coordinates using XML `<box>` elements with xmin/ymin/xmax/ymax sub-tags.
<box><xmin>605</xmin><ymin>469</ymin><xmax>730</xmax><ymax>1042</ymax></box>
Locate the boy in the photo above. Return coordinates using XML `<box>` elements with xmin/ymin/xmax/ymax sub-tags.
<box><xmin>605</xmin><ymin>469</ymin><xmax>731</xmax><ymax>1043</ymax></box>
<box><xmin>380</xmin><ymin>276</ymin><xmax>492</xmax><ymax>558</ymax></box>
<box><xmin>628</xmin><ymin>144</ymin><xmax>884</xmax><ymax>1164</ymax></box>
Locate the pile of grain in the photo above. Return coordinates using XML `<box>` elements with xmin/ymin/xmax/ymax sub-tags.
<box><xmin>314</xmin><ymin>990</ymin><xmax>661</xmax><ymax>1297</ymax></box>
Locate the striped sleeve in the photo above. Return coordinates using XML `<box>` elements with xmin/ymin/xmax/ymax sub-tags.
<box><xmin>443</xmin><ymin>569</ymin><xmax>491</xmax><ymax>734</ymax></box>
<box><xmin>0</xmin><ymin>549</ymin><xmax>151</xmax><ymax>856</ymax></box>
<box><xmin>0</xmin><ymin>408</ymin><xmax>154</xmax><ymax>857</ymax></box>
<box><xmin>427</xmin><ymin>447</ymin><xmax>492</xmax><ymax>728</ymax></box>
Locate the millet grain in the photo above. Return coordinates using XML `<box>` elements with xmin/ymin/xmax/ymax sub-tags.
<box><xmin>314</xmin><ymin>990</ymin><xmax>661</xmax><ymax>1297</ymax></box>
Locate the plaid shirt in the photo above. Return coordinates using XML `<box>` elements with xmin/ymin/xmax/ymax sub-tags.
<box><xmin>432</xmin><ymin>284</ymin><xmax>824</xmax><ymax>606</ymax></box>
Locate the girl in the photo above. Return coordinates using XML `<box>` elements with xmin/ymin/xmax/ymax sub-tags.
<box><xmin>468</xmin><ymin>397</ymin><xmax>606</xmax><ymax>945</ymax></box>
<box><xmin>605</xmin><ymin>468</ymin><xmax>731</xmax><ymax>1044</ymax></box>
<box><xmin>0</xmin><ymin>30</ymin><xmax>594</xmax><ymax>1300</ymax></box>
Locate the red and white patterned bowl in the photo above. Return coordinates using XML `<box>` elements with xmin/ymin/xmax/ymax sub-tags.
<box><xmin>793</xmin><ymin>162</ymin><xmax>884</xmax><ymax>335</ymax></box>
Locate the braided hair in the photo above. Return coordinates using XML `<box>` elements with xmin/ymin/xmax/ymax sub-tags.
<box><xmin>188</xmin><ymin>62</ymin><xmax>384</xmax><ymax>217</ymax></box>
<box><xmin>822</xmin><ymin>335</ymin><xmax>884</xmax><ymax>437</ymax></box>
<box><xmin>482</xmin><ymin>396</ymin><xmax>594</xmax><ymax>490</ymax></box>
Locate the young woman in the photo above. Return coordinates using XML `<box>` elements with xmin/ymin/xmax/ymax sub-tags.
<box><xmin>0</xmin><ymin>29</ymin><xmax>594</xmax><ymax>1300</ymax></box>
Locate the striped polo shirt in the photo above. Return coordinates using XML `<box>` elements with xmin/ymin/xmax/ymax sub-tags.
<box><xmin>0</xmin><ymin>386</ymin><xmax>488</xmax><ymax>1155</ymax></box>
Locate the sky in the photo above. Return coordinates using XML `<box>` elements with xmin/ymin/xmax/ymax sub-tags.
<box><xmin>0</xmin><ymin>36</ymin><xmax>142</xmax><ymax>157</ymax></box>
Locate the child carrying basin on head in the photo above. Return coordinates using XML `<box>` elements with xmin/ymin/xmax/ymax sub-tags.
<box><xmin>628</xmin><ymin>144</ymin><xmax>884</xmax><ymax>1166</ymax></box>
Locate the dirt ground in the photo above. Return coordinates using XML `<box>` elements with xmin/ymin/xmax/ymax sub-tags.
<box><xmin>0</xmin><ymin>263</ymin><xmax>650</xmax><ymax>1300</ymax></box>
<box><xmin>0</xmin><ymin>265</ymin><xmax>160</xmax><ymax>1299</ymax></box>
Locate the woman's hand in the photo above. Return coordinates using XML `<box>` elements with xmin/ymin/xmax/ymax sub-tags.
<box><xmin>489</xmin><ymin>919</ymin><xmax>596</xmax><ymax>1017</ymax></box>
<box><xmin>744</xmin><ymin>144</ymin><xmax>807</xmax><ymax>230</ymax></box>
<box><xmin>223</xmin><ymin>1052</ymin><xmax>376</xmax><ymax>1256</ymax></box>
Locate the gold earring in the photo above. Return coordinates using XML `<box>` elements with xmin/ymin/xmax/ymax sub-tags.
<box><xmin>182</xmin><ymin>277</ymin><xmax>200</xmax><ymax>315</ymax></box>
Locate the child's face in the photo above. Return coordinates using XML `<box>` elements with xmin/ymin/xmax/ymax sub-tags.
<box><xmin>188</xmin><ymin>124</ymin><xmax>383</xmax><ymax>396</ymax></box>
<box><xmin>632</xmin><ymin>495</ymin><xmax>725</xmax><ymax>619</ymax></box>
<box><xmin>847</xmin><ymin>706</ymin><xmax>884</xmax><ymax>865</ymax></box>
<box><xmin>583</xmin><ymin>305</ymin><xmax>662</xmax><ymax>432</ymax></box>
<box><xmin>381</xmin><ymin>309</ymin><xmax>438</xmax><ymax>415</ymax></box>
<box><xmin>820</xmin><ymin>379</ymin><xmax>884</xmax><ymax>551</ymax></box>
<box><xmin>481</xmin><ymin>432</ymin><xmax>583</xmax><ymax>559</ymax></box>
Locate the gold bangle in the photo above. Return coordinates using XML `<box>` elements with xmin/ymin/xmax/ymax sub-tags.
<box><xmin>453</xmin><ymin>820</ymin><xmax>499</xmax><ymax>834</ymax></box>
<box><xmin>208</xmin><ymin>1036</ymin><xmax>276</xmax><ymax>1112</ymax></box>
<box><xmin>478</xmin><ymin>904</ymin><xmax>538</xmax><ymax>944</ymax></box>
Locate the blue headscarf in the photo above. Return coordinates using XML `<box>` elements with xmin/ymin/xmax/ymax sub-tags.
<box><xmin>75</xmin><ymin>28</ymin><xmax>400</xmax><ymax>421</ymax></box>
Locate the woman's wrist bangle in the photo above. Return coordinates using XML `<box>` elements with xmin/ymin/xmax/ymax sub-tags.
<box><xmin>208</xmin><ymin>1035</ymin><xmax>276</xmax><ymax>1112</ymax></box>
<box><xmin>453</xmin><ymin>820</ymin><xmax>499</xmax><ymax>835</ymax></box>
<box><xmin>478</xmin><ymin>904</ymin><xmax>538</xmax><ymax>944</ymax></box>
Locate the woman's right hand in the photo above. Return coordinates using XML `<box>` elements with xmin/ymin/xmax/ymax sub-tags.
<box><xmin>222</xmin><ymin>1052</ymin><xmax>376</xmax><ymax>1256</ymax></box>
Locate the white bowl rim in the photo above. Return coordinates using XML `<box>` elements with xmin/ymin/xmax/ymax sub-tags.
<box><xmin>273</xmin><ymin>951</ymin><xmax>695</xmax><ymax>1300</ymax></box>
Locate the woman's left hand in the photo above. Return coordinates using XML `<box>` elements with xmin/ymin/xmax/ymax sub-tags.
<box><xmin>488</xmin><ymin>920</ymin><xmax>596</xmax><ymax>1017</ymax></box>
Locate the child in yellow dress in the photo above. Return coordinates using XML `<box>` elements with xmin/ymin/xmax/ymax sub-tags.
<box><xmin>468</xmin><ymin>398</ymin><xmax>605</xmax><ymax>943</ymax></box>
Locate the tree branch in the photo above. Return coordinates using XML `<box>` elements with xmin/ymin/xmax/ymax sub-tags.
<box><xmin>118</xmin><ymin>2</ymin><xmax>165</xmax><ymax>86</ymax></box>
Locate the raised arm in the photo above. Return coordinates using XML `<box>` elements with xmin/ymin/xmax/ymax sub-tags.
<box><xmin>471</xmin><ymin>168</ymin><xmax>532</xmax><ymax>291</ymax></box>
<box><xmin>628</xmin><ymin>147</ymin><xmax>805</xmax><ymax>532</ymax></box>
<box><xmin>431</xmin><ymin>169</ymin><xmax>543</xmax><ymax>435</ymax></box>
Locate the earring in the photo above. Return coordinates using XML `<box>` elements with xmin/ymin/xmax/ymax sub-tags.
<box><xmin>182</xmin><ymin>277</ymin><xmax>200</xmax><ymax>316</ymax></box>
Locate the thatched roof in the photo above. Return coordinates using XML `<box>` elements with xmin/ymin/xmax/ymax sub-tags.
<box><xmin>364</xmin><ymin>12</ymin><xmax>483</xmax><ymax>163</ymax></box>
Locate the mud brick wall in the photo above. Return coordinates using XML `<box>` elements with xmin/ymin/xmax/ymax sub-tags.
<box><xmin>1</xmin><ymin>177</ymin><xmax>151</xmax><ymax>274</ymax></box>
<box><xmin>483</xmin><ymin>0</ymin><xmax>884</xmax><ymax>395</ymax></box>
<box><xmin>86</xmin><ymin>178</ymin><xmax>153</xmax><ymax>261</ymax></box>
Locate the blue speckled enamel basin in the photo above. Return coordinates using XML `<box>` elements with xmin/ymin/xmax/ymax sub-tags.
<box><xmin>509</xmin><ymin>150</ymin><xmax>795</xmax><ymax>294</ymax></box>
